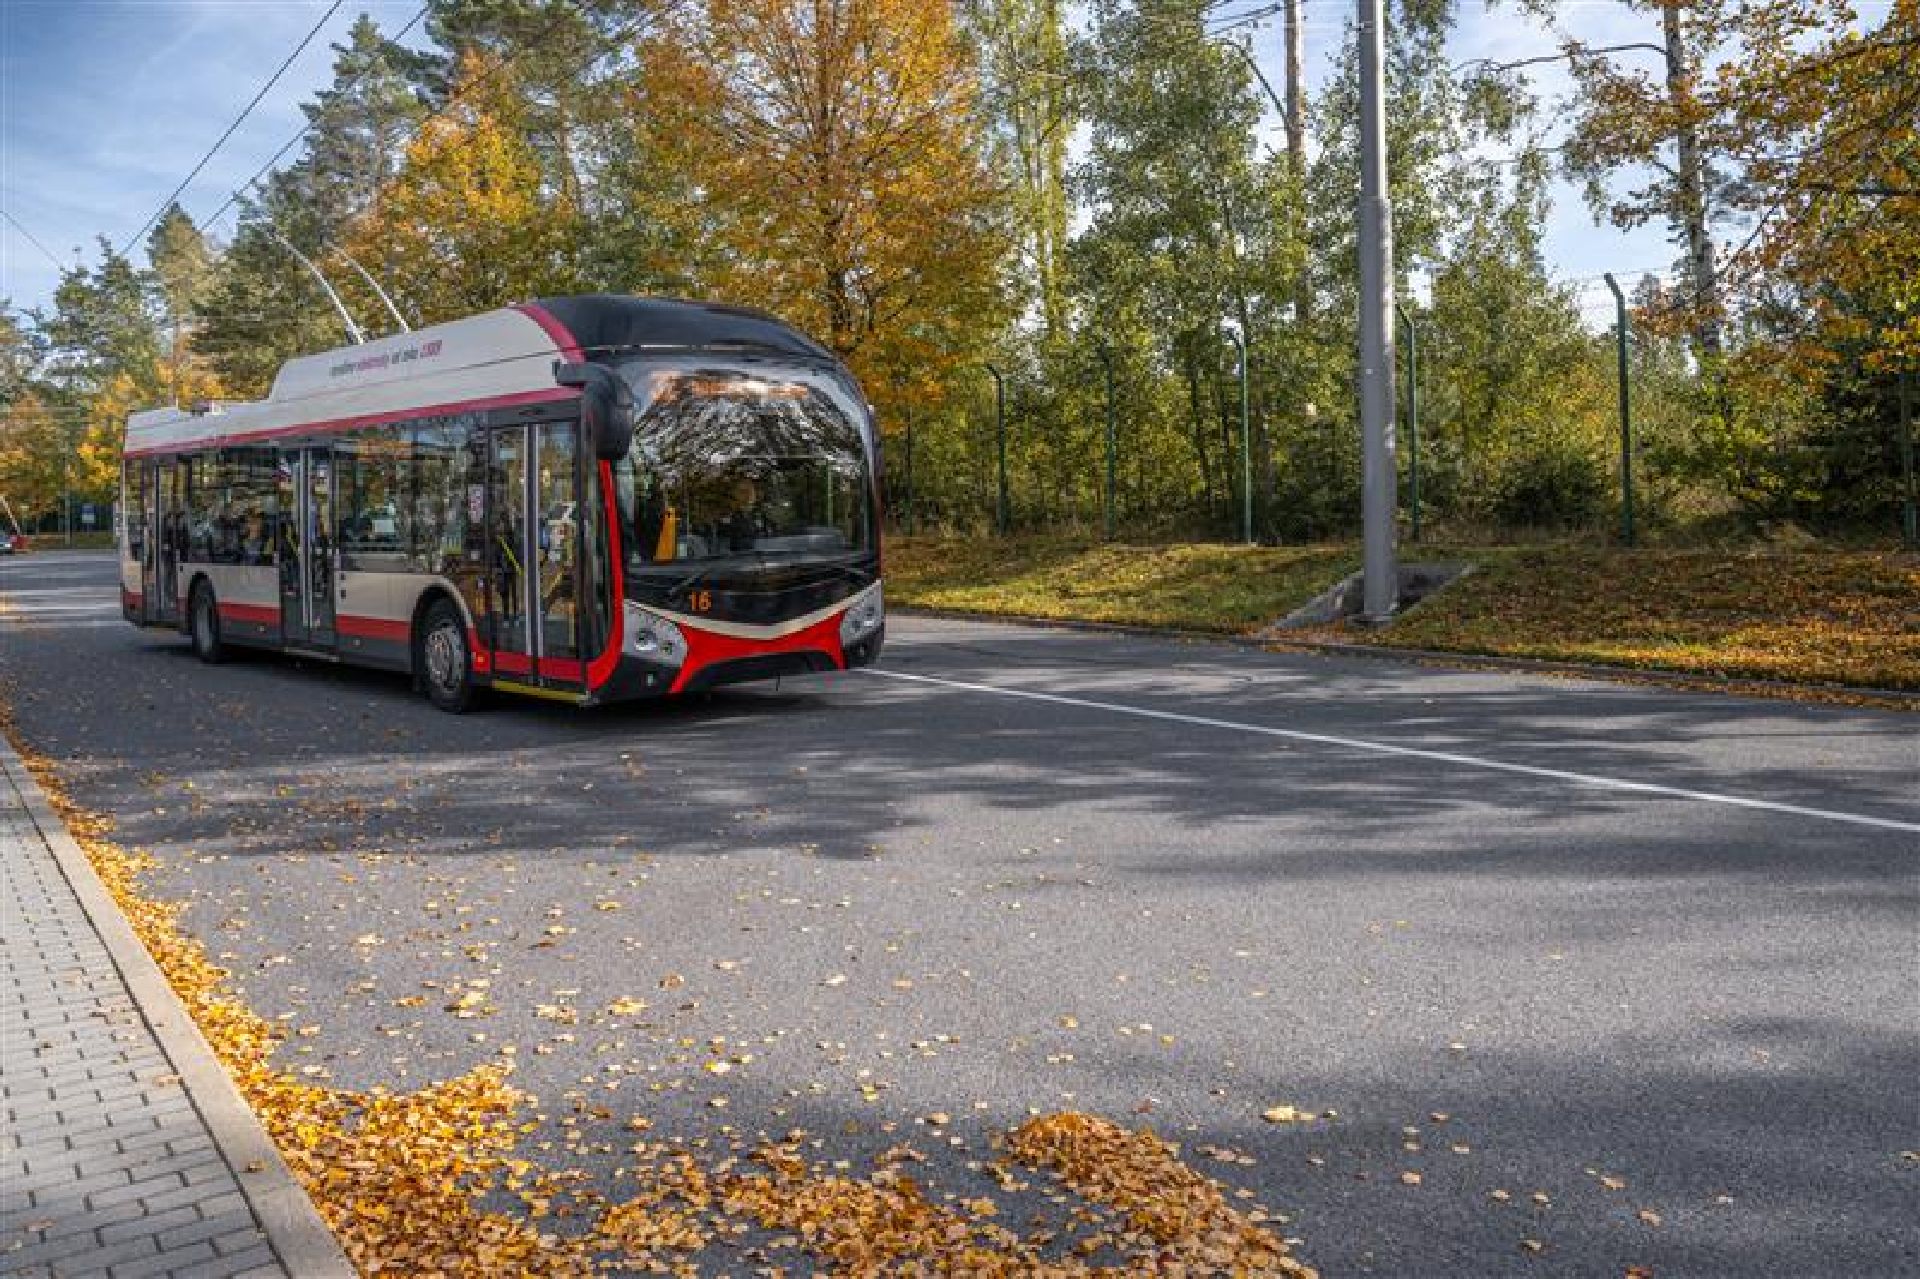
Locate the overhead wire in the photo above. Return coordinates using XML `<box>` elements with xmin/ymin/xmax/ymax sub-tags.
<box><xmin>1</xmin><ymin>205</ymin><xmax>67</xmax><ymax>271</ymax></box>
<box><xmin>192</xmin><ymin>2</ymin><xmax>433</xmax><ymax>235</ymax></box>
<box><xmin>120</xmin><ymin>0</ymin><xmax>346</xmax><ymax>256</ymax></box>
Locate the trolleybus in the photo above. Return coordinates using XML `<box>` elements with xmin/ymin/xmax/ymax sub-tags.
<box><xmin>119</xmin><ymin>295</ymin><xmax>885</xmax><ymax>710</ymax></box>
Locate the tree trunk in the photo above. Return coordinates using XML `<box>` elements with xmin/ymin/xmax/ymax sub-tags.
<box><xmin>1663</xmin><ymin>0</ymin><xmax>1721</xmax><ymax>358</ymax></box>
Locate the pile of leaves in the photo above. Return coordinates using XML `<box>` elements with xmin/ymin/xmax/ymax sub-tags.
<box><xmin>1006</xmin><ymin>1114</ymin><xmax>1318</xmax><ymax>1277</ymax></box>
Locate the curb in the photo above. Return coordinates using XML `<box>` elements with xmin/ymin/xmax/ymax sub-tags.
<box><xmin>0</xmin><ymin>737</ymin><xmax>356</xmax><ymax>1279</ymax></box>
<box><xmin>893</xmin><ymin>606</ymin><xmax>1920</xmax><ymax>709</ymax></box>
<box><xmin>1257</xmin><ymin>637</ymin><xmax>1920</xmax><ymax>708</ymax></box>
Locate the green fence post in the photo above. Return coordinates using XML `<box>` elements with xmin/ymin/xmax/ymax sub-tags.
<box><xmin>1604</xmin><ymin>272</ymin><xmax>1635</xmax><ymax>546</ymax></box>
<box><xmin>982</xmin><ymin>362</ymin><xmax>1008</xmax><ymax>536</ymax></box>
<box><xmin>1223</xmin><ymin>328</ymin><xmax>1252</xmax><ymax>544</ymax></box>
<box><xmin>1396</xmin><ymin>304</ymin><xmax>1421</xmax><ymax>544</ymax></box>
<box><xmin>1099</xmin><ymin>346</ymin><xmax>1117</xmax><ymax>540</ymax></box>
<box><xmin>904</xmin><ymin>405</ymin><xmax>916</xmax><ymax>536</ymax></box>
<box><xmin>1901</xmin><ymin>368</ymin><xmax>1916</xmax><ymax>550</ymax></box>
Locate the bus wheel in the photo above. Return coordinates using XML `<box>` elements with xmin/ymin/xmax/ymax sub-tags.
<box><xmin>419</xmin><ymin>599</ymin><xmax>474</xmax><ymax>713</ymax></box>
<box><xmin>189</xmin><ymin>581</ymin><xmax>226</xmax><ymax>664</ymax></box>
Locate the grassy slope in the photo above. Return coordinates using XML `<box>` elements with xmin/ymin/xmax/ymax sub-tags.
<box><xmin>886</xmin><ymin>537</ymin><xmax>1357</xmax><ymax>632</ymax></box>
<box><xmin>1377</xmin><ymin>547</ymin><xmax>1920</xmax><ymax>690</ymax></box>
<box><xmin>887</xmin><ymin>537</ymin><xmax>1920</xmax><ymax>691</ymax></box>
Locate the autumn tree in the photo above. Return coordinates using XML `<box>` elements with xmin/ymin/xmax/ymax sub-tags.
<box><xmin>25</xmin><ymin>243</ymin><xmax>170</xmax><ymax>514</ymax></box>
<box><xmin>343</xmin><ymin>52</ymin><xmax>594</xmax><ymax>325</ymax></box>
<box><xmin>0</xmin><ymin>307</ymin><xmax>67</xmax><ymax>523</ymax></box>
<box><xmin>632</xmin><ymin>0</ymin><xmax>1008</xmax><ymax>417</ymax></box>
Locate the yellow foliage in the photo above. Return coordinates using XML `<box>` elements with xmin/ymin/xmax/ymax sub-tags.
<box><xmin>633</xmin><ymin>0</ymin><xmax>1008</xmax><ymax>427</ymax></box>
<box><xmin>346</xmin><ymin>51</ymin><xmax>591</xmax><ymax>326</ymax></box>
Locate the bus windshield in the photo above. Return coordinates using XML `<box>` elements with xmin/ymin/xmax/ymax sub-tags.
<box><xmin>611</xmin><ymin>358</ymin><xmax>874</xmax><ymax>574</ymax></box>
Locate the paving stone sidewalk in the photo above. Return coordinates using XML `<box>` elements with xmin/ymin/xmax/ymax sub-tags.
<box><xmin>1</xmin><ymin>742</ymin><xmax>349</xmax><ymax>1278</ymax></box>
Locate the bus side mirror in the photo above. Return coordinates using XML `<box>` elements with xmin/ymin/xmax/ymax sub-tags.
<box><xmin>554</xmin><ymin>362</ymin><xmax>635</xmax><ymax>462</ymax></box>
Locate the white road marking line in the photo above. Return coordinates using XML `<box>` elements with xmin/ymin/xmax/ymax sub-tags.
<box><xmin>864</xmin><ymin>668</ymin><xmax>1920</xmax><ymax>836</ymax></box>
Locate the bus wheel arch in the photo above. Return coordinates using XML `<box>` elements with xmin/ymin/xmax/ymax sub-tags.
<box><xmin>188</xmin><ymin>576</ymin><xmax>225</xmax><ymax>664</ymax></box>
<box><xmin>413</xmin><ymin>590</ymin><xmax>475</xmax><ymax>713</ymax></box>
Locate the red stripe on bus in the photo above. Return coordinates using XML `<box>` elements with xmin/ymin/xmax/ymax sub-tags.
<box><xmin>587</xmin><ymin>458</ymin><xmax>624</xmax><ymax>691</ymax></box>
<box><xmin>123</xmin><ymin>387</ymin><xmax>579</xmax><ymax>458</ymax></box>
<box><xmin>493</xmin><ymin>650</ymin><xmax>533</xmax><ymax>675</ymax></box>
<box><xmin>538</xmin><ymin>657</ymin><xmax>584</xmax><ymax>681</ymax></box>
<box><xmin>336</xmin><ymin>614</ymin><xmax>411</xmax><ymax>643</ymax></box>
<box><xmin>218</xmin><ymin>602</ymin><xmax>280</xmax><ymax>624</ymax></box>
<box><xmin>669</xmin><ymin>611</ymin><xmax>846</xmax><ymax>695</ymax></box>
<box><xmin>513</xmin><ymin>303</ymin><xmax>585</xmax><ymax>362</ymax></box>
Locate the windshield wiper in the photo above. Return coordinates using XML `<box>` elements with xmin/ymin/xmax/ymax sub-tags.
<box><xmin>662</xmin><ymin>561</ymin><xmax>729</xmax><ymax>605</ymax></box>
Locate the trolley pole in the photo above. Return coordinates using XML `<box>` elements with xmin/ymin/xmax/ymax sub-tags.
<box><xmin>1223</xmin><ymin>328</ymin><xmax>1252</xmax><ymax>544</ymax></box>
<box><xmin>982</xmin><ymin>362</ymin><xmax>1008</xmax><ymax>536</ymax></box>
<box><xmin>1396</xmin><ymin>304</ymin><xmax>1421</xmax><ymax>544</ymax></box>
<box><xmin>1099</xmin><ymin>346</ymin><xmax>1117</xmax><ymax>540</ymax></box>
<box><xmin>1604</xmin><ymin>272</ymin><xmax>1635</xmax><ymax>546</ymax></box>
<box><xmin>1901</xmin><ymin>368</ymin><xmax>1916</xmax><ymax>550</ymax></box>
<box><xmin>1357</xmin><ymin>0</ymin><xmax>1399</xmax><ymax>619</ymax></box>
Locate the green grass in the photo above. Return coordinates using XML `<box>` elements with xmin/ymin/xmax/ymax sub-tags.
<box><xmin>886</xmin><ymin>536</ymin><xmax>1357</xmax><ymax>633</ymax></box>
<box><xmin>886</xmin><ymin>535</ymin><xmax>1920</xmax><ymax>693</ymax></box>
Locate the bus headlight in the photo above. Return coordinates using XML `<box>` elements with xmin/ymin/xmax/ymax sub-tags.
<box><xmin>626</xmin><ymin>604</ymin><xmax>687</xmax><ymax>667</ymax></box>
<box><xmin>839</xmin><ymin>583</ymin><xmax>884</xmax><ymax>646</ymax></box>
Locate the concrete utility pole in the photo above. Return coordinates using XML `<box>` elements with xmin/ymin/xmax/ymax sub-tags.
<box><xmin>1357</xmin><ymin>0</ymin><xmax>1398</xmax><ymax>620</ymax></box>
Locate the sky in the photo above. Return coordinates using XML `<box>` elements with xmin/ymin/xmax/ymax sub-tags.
<box><xmin>0</xmin><ymin>0</ymin><xmax>1759</xmax><ymax>331</ymax></box>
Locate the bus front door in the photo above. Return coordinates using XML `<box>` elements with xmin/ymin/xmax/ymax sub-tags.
<box><xmin>486</xmin><ymin>420</ymin><xmax>584</xmax><ymax>693</ymax></box>
<box><xmin>278</xmin><ymin>449</ymin><xmax>337</xmax><ymax>650</ymax></box>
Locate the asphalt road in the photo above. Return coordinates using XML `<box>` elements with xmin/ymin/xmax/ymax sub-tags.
<box><xmin>3</xmin><ymin>550</ymin><xmax>1915</xmax><ymax>1277</ymax></box>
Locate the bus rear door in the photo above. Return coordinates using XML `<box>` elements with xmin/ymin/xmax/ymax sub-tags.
<box><xmin>141</xmin><ymin>460</ymin><xmax>185</xmax><ymax>627</ymax></box>
<box><xmin>277</xmin><ymin>448</ymin><xmax>337</xmax><ymax>651</ymax></box>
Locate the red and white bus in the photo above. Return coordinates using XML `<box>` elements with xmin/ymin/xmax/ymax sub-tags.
<box><xmin>120</xmin><ymin>295</ymin><xmax>884</xmax><ymax>710</ymax></box>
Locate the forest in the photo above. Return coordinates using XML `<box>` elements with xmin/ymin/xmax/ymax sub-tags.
<box><xmin>2</xmin><ymin>0</ymin><xmax>1915</xmax><ymax>545</ymax></box>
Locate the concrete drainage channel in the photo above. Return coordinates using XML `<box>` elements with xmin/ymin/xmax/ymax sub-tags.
<box><xmin>1262</xmin><ymin>560</ymin><xmax>1476</xmax><ymax>632</ymax></box>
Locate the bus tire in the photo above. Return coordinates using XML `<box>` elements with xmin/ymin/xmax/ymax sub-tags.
<box><xmin>418</xmin><ymin>598</ymin><xmax>474</xmax><ymax>713</ymax></box>
<box><xmin>189</xmin><ymin>580</ymin><xmax>226</xmax><ymax>665</ymax></box>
